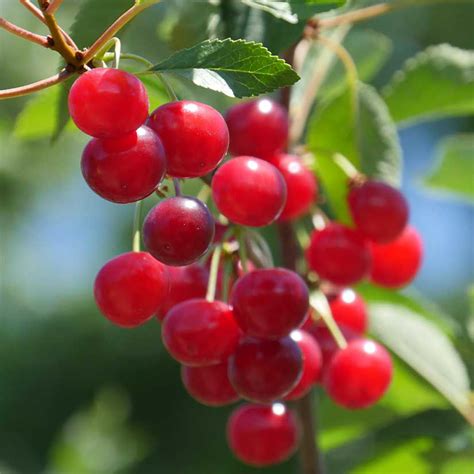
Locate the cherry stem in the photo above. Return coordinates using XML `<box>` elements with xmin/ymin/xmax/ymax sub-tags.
<box><xmin>221</xmin><ymin>258</ymin><xmax>233</xmax><ymax>302</ymax></box>
<box><xmin>45</xmin><ymin>0</ymin><xmax>64</xmax><ymax>15</ymax></box>
<box><xmin>237</xmin><ymin>229</ymin><xmax>249</xmax><ymax>273</ymax></box>
<box><xmin>172</xmin><ymin>178</ymin><xmax>182</xmax><ymax>197</ymax></box>
<box><xmin>246</xmin><ymin>230</ymin><xmax>274</xmax><ymax>268</ymax></box>
<box><xmin>132</xmin><ymin>200</ymin><xmax>143</xmax><ymax>253</ymax></box>
<box><xmin>332</xmin><ymin>153</ymin><xmax>360</xmax><ymax>180</ymax></box>
<box><xmin>43</xmin><ymin>10</ymin><xmax>79</xmax><ymax>66</ymax></box>
<box><xmin>0</xmin><ymin>17</ymin><xmax>50</xmax><ymax>47</ymax></box>
<box><xmin>206</xmin><ymin>244</ymin><xmax>223</xmax><ymax>302</ymax></box>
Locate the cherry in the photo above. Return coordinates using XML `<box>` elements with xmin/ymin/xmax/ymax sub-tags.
<box><xmin>156</xmin><ymin>263</ymin><xmax>209</xmax><ymax>321</ymax></box>
<box><xmin>94</xmin><ymin>252</ymin><xmax>168</xmax><ymax>328</ymax></box>
<box><xmin>271</xmin><ymin>154</ymin><xmax>318</xmax><ymax>221</ymax></box>
<box><xmin>147</xmin><ymin>101</ymin><xmax>229</xmax><ymax>178</ymax></box>
<box><xmin>143</xmin><ymin>196</ymin><xmax>215</xmax><ymax>266</ymax></box>
<box><xmin>284</xmin><ymin>330</ymin><xmax>322</xmax><ymax>401</ymax></box>
<box><xmin>181</xmin><ymin>362</ymin><xmax>239</xmax><ymax>407</ymax></box>
<box><xmin>328</xmin><ymin>288</ymin><xmax>368</xmax><ymax>335</ymax></box>
<box><xmin>348</xmin><ymin>180</ymin><xmax>409</xmax><ymax>243</ymax></box>
<box><xmin>226</xmin><ymin>99</ymin><xmax>288</xmax><ymax>159</ymax></box>
<box><xmin>81</xmin><ymin>126</ymin><xmax>166</xmax><ymax>203</ymax></box>
<box><xmin>162</xmin><ymin>299</ymin><xmax>239</xmax><ymax>366</ymax></box>
<box><xmin>231</xmin><ymin>268</ymin><xmax>309</xmax><ymax>338</ymax></box>
<box><xmin>68</xmin><ymin>68</ymin><xmax>149</xmax><ymax>139</ymax></box>
<box><xmin>212</xmin><ymin>156</ymin><xmax>287</xmax><ymax>227</ymax></box>
<box><xmin>306</xmin><ymin>223</ymin><xmax>371</xmax><ymax>286</ymax></box>
<box><xmin>227</xmin><ymin>403</ymin><xmax>300</xmax><ymax>467</ymax></box>
<box><xmin>370</xmin><ymin>225</ymin><xmax>423</xmax><ymax>288</ymax></box>
<box><xmin>324</xmin><ymin>339</ymin><xmax>393</xmax><ymax>409</ymax></box>
<box><xmin>228</xmin><ymin>336</ymin><xmax>302</xmax><ymax>403</ymax></box>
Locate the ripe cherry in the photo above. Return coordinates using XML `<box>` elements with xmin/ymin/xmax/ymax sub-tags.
<box><xmin>162</xmin><ymin>299</ymin><xmax>239</xmax><ymax>366</ymax></box>
<box><xmin>212</xmin><ymin>156</ymin><xmax>287</xmax><ymax>227</ymax></box>
<box><xmin>94</xmin><ymin>252</ymin><xmax>168</xmax><ymax>328</ymax></box>
<box><xmin>324</xmin><ymin>339</ymin><xmax>393</xmax><ymax>409</ymax></box>
<box><xmin>226</xmin><ymin>99</ymin><xmax>288</xmax><ymax>159</ymax></box>
<box><xmin>306</xmin><ymin>223</ymin><xmax>371</xmax><ymax>286</ymax></box>
<box><xmin>328</xmin><ymin>288</ymin><xmax>368</xmax><ymax>335</ymax></box>
<box><xmin>227</xmin><ymin>403</ymin><xmax>300</xmax><ymax>467</ymax></box>
<box><xmin>147</xmin><ymin>101</ymin><xmax>229</xmax><ymax>178</ymax></box>
<box><xmin>228</xmin><ymin>336</ymin><xmax>302</xmax><ymax>403</ymax></box>
<box><xmin>181</xmin><ymin>362</ymin><xmax>239</xmax><ymax>407</ymax></box>
<box><xmin>284</xmin><ymin>330</ymin><xmax>322</xmax><ymax>401</ymax></box>
<box><xmin>143</xmin><ymin>196</ymin><xmax>215</xmax><ymax>266</ymax></box>
<box><xmin>68</xmin><ymin>68</ymin><xmax>149</xmax><ymax>138</ymax></box>
<box><xmin>231</xmin><ymin>268</ymin><xmax>309</xmax><ymax>338</ymax></box>
<box><xmin>156</xmin><ymin>264</ymin><xmax>209</xmax><ymax>321</ymax></box>
<box><xmin>81</xmin><ymin>126</ymin><xmax>166</xmax><ymax>203</ymax></box>
<box><xmin>271</xmin><ymin>154</ymin><xmax>318</xmax><ymax>221</ymax></box>
<box><xmin>370</xmin><ymin>225</ymin><xmax>423</xmax><ymax>288</ymax></box>
<box><xmin>348</xmin><ymin>180</ymin><xmax>409</xmax><ymax>243</ymax></box>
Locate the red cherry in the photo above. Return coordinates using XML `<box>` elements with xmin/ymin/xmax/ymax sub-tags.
<box><xmin>147</xmin><ymin>101</ymin><xmax>229</xmax><ymax>178</ymax></box>
<box><xmin>212</xmin><ymin>156</ymin><xmax>287</xmax><ymax>227</ymax></box>
<box><xmin>328</xmin><ymin>289</ymin><xmax>368</xmax><ymax>335</ymax></box>
<box><xmin>68</xmin><ymin>68</ymin><xmax>148</xmax><ymax>138</ymax></box>
<box><xmin>94</xmin><ymin>252</ymin><xmax>168</xmax><ymax>328</ymax></box>
<box><xmin>271</xmin><ymin>154</ymin><xmax>318</xmax><ymax>221</ymax></box>
<box><xmin>370</xmin><ymin>225</ymin><xmax>423</xmax><ymax>288</ymax></box>
<box><xmin>156</xmin><ymin>264</ymin><xmax>209</xmax><ymax>321</ymax></box>
<box><xmin>162</xmin><ymin>299</ymin><xmax>239</xmax><ymax>366</ymax></box>
<box><xmin>324</xmin><ymin>339</ymin><xmax>393</xmax><ymax>409</ymax></box>
<box><xmin>231</xmin><ymin>268</ymin><xmax>309</xmax><ymax>338</ymax></box>
<box><xmin>181</xmin><ymin>363</ymin><xmax>239</xmax><ymax>407</ymax></box>
<box><xmin>228</xmin><ymin>337</ymin><xmax>302</xmax><ymax>403</ymax></box>
<box><xmin>226</xmin><ymin>99</ymin><xmax>288</xmax><ymax>159</ymax></box>
<box><xmin>227</xmin><ymin>403</ymin><xmax>300</xmax><ymax>467</ymax></box>
<box><xmin>81</xmin><ymin>126</ymin><xmax>166</xmax><ymax>203</ymax></box>
<box><xmin>306</xmin><ymin>223</ymin><xmax>371</xmax><ymax>286</ymax></box>
<box><xmin>143</xmin><ymin>196</ymin><xmax>215</xmax><ymax>266</ymax></box>
<box><xmin>348</xmin><ymin>181</ymin><xmax>409</xmax><ymax>243</ymax></box>
<box><xmin>284</xmin><ymin>330</ymin><xmax>322</xmax><ymax>401</ymax></box>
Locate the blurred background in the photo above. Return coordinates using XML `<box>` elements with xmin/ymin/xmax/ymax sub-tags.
<box><xmin>0</xmin><ymin>1</ymin><xmax>473</xmax><ymax>473</ymax></box>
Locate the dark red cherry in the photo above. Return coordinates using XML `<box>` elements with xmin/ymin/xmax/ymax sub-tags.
<box><xmin>94</xmin><ymin>252</ymin><xmax>168</xmax><ymax>328</ymax></box>
<box><xmin>147</xmin><ymin>101</ymin><xmax>229</xmax><ymax>178</ymax></box>
<box><xmin>143</xmin><ymin>196</ymin><xmax>215</xmax><ymax>266</ymax></box>
<box><xmin>162</xmin><ymin>299</ymin><xmax>239</xmax><ymax>366</ymax></box>
<box><xmin>349</xmin><ymin>180</ymin><xmax>409</xmax><ymax>243</ymax></box>
<box><xmin>81</xmin><ymin>126</ymin><xmax>166</xmax><ymax>203</ymax></box>
<box><xmin>212</xmin><ymin>156</ymin><xmax>287</xmax><ymax>227</ymax></box>
<box><xmin>324</xmin><ymin>339</ymin><xmax>393</xmax><ymax>409</ymax></box>
<box><xmin>231</xmin><ymin>268</ymin><xmax>309</xmax><ymax>338</ymax></box>
<box><xmin>181</xmin><ymin>362</ymin><xmax>239</xmax><ymax>407</ymax></box>
<box><xmin>328</xmin><ymin>288</ymin><xmax>368</xmax><ymax>335</ymax></box>
<box><xmin>68</xmin><ymin>68</ymin><xmax>148</xmax><ymax>138</ymax></box>
<box><xmin>284</xmin><ymin>330</ymin><xmax>322</xmax><ymax>401</ymax></box>
<box><xmin>156</xmin><ymin>264</ymin><xmax>209</xmax><ymax>321</ymax></box>
<box><xmin>226</xmin><ymin>99</ymin><xmax>288</xmax><ymax>159</ymax></box>
<box><xmin>370</xmin><ymin>225</ymin><xmax>423</xmax><ymax>288</ymax></box>
<box><xmin>228</xmin><ymin>337</ymin><xmax>302</xmax><ymax>403</ymax></box>
<box><xmin>306</xmin><ymin>223</ymin><xmax>371</xmax><ymax>286</ymax></box>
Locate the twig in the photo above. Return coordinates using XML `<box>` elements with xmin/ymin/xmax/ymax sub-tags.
<box><xmin>43</xmin><ymin>10</ymin><xmax>79</xmax><ymax>66</ymax></box>
<box><xmin>45</xmin><ymin>0</ymin><xmax>64</xmax><ymax>15</ymax></box>
<box><xmin>0</xmin><ymin>17</ymin><xmax>50</xmax><ymax>48</ymax></box>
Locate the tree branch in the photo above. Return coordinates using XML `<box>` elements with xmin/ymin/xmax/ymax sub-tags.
<box><xmin>0</xmin><ymin>17</ymin><xmax>50</xmax><ymax>47</ymax></box>
<box><xmin>43</xmin><ymin>11</ymin><xmax>79</xmax><ymax>66</ymax></box>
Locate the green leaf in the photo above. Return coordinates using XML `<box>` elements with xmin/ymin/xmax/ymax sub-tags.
<box><xmin>242</xmin><ymin>0</ymin><xmax>298</xmax><ymax>24</ymax></box>
<box><xmin>383</xmin><ymin>44</ymin><xmax>474</xmax><ymax>125</ymax></box>
<box><xmin>150</xmin><ymin>39</ymin><xmax>299</xmax><ymax>97</ymax></box>
<box><xmin>423</xmin><ymin>134</ymin><xmax>474</xmax><ymax>203</ymax></box>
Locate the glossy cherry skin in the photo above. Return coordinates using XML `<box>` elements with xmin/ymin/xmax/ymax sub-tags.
<box><xmin>68</xmin><ymin>68</ymin><xmax>149</xmax><ymax>138</ymax></box>
<box><xmin>328</xmin><ymin>288</ymin><xmax>368</xmax><ymax>335</ymax></box>
<box><xmin>271</xmin><ymin>154</ymin><xmax>318</xmax><ymax>221</ymax></box>
<box><xmin>94</xmin><ymin>252</ymin><xmax>169</xmax><ymax>328</ymax></box>
<box><xmin>284</xmin><ymin>330</ymin><xmax>322</xmax><ymax>401</ymax></box>
<box><xmin>227</xmin><ymin>403</ymin><xmax>299</xmax><ymax>467</ymax></box>
<box><xmin>212</xmin><ymin>156</ymin><xmax>287</xmax><ymax>227</ymax></box>
<box><xmin>156</xmin><ymin>264</ymin><xmax>209</xmax><ymax>321</ymax></box>
<box><xmin>348</xmin><ymin>180</ymin><xmax>409</xmax><ymax>243</ymax></box>
<box><xmin>306</xmin><ymin>223</ymin><xmax>372</xmax><ymax>286</ymax></box>
<box><xmin>143</xmin><ymin>196</ymin><xmax>215</xmax><ymax>266</ymax></box>
<box><xmin>81</xmin><ymin>126</ymin><xmax>166</xmax><ymax>203</ymax></box>
<box><xmin>324</xmin><ymin>339</ymin><xmax>393</xmax><ymax>409</ymax></box>
<box><xmin>231</xmin><ymin>268</ymin><xmax>309</xmax><ymax>338</ymax></box>
<box><xmin>181</xmin><ymin>362</ymin><xmax>239</xmax><ymax>407</ymax></box>
<box><xmin>147</xmin><ymin>101</ymin><xmax>229</xmax><ymax>178</ymax></box>
<box><xmin>226</xmin><ymin>99</ymin><xmax>289</xmax><ymax>159</ymax></box>
<box><xmin>370</xmin><ymin>225</ymin><xmax>423</xmax><ymax>288</ymax></box>
<box><xmin>228</xmin><ymin>336</ymin><xmax>302</xmax><ymax>403</ymax></box>
<box><xmin>162</xmin><ymin>299</ymin><xmax>240</xmax><ymax>366</ymax></box>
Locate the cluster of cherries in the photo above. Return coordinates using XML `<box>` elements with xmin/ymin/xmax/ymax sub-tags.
<box><xmin>67</xmin><ymin>67</ymin><xmax>422</xmax><ymax>467</ymax></box>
